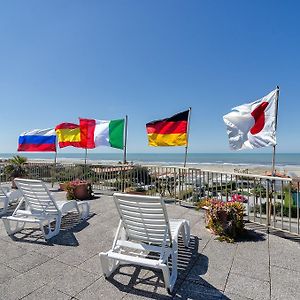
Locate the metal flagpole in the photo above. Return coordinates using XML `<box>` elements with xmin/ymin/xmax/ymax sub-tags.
<box><xmin>123</xmin><ymin>115</ymin><xmax>128</xmax><ymax>164</ymax></box>
<box><xmin>267</xmin><ymin>86</ymin><xmax>280</xmax><ymax>231</ymax></box>
<box><xmin>84</xmin><ymin>149</ymin><xmax>88</xmax><ymax>166</ymax></box>
<box><xmin>184</xmin><ymin>107</ymin><xmax>192</xmax><ymax>167</ymax></box>
<box><xmin>52</xmin><ymin>138</ymin><xmax>58</xmax><ymax>187</ymax></box>
<box><xmin>271</xmin><ymin>86</ymin><xmax>280</xmax><ymax>176</ymax></box>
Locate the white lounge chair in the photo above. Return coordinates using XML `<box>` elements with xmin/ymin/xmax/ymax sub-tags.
<box><xmin>2</xmin><ymin>178</ymin><xmax>89</xmax><ymax>240</ymax></box>
<box><xmin>0</xmin><ymin>185</ymin><xmax>22</xmax><ymax>216</ymax></box>
<box><xmin>99</xmin><ymin>193</ymin><xmax>190</xmax><ymax>293</ymax></box>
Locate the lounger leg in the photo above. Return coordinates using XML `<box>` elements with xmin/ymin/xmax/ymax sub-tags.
<box><xmin>0</xmin><ymin>198</ymin><xmax>8</xmax><ymax>216</ymax></box>
<box><xmin>2</xmin><ymin>218</ymin><xmax>25</xmax><ymax>235</ymax></box>
<box><xmin>161</xmin><ymin>264</ymin><xmax>172</xmax><ymax>293</ymax></box>
<box><xmin>41</xmin><ymin>216</ymin><xmax>62</xmax><ymax>240</ymax></box>
<box><xmin>168</xmin><ymin>240</ymin><xmax>178</xmax><ymax>293</ymax></box>
<box><xmin>181</xmin><ymin>221</ymin><xmax>190</xmax><ymax>247</ymax></box>
<box><xmin>99</xmin><ymin>253</ymin><xmax>120</xmax><ymax>278</ymax></box>
<box><xmin>77</xmin><ymin>202</ymin><xmax>90</xmax><ymax>220</ymax></box>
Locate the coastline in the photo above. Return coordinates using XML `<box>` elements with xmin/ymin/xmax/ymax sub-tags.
<box><xmin>10</xmin><ymin>157</ymin><xmax>300</xmax><ymax>177</ymax></box>
<box><xmin>2</xmin><ymin>153</ymin><xmax>300</xmax><ymax>177</ymax></box>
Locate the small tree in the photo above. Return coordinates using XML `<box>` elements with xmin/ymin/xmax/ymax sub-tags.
<box><xmin>4</xmin><ymin>155</ymin><xmax>28</xmax><ymax>179</ymax></box>
<box><xmin>4</xmin><ymin>155</ymin><xmax>28</xmax><ymax>188</ymax></box>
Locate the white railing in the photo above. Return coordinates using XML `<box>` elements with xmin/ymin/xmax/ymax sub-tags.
<box><xmin>1</xmin><ymin>162</ymin><xmax>299</xmax><ymax>236</ymax></box>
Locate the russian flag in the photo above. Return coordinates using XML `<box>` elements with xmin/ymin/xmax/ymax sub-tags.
<box><xmin>18</xmin><ymin>128</ymin><xmax>57</xmax><ymax>152</ymax></box>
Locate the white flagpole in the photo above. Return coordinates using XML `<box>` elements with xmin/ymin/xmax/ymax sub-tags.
<box><xmin>271</xmin><ymin>86</ymin><xmax>280</xmax><ymax>176</ymax></box>
<box><xmin>184</xmin><ymin>107</ymin><xmax>192</xmax><ymax>167</ymax></box>
<box><xmin>123</xmin><ymin>115</ymin><xmax>128</xmax><ymax>164</ymax></box>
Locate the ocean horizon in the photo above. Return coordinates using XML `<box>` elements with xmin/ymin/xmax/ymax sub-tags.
<box><xmin>1</xmin><ymin>152</ymin><xmax>300</xmax><ymax>168</ymax></box>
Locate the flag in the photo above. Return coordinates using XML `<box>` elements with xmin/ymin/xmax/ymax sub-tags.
<box><xmin>79</xmin><ymin>118</ymin><xmax>125</xmax><ymax>150</ymax></box>
<box><xmin>146</xmin><ymin>110</ymin><xmax>189</xmax><ymax>146</ymax></box>
<box><xmin>18</xmin><ymin>128</ymin><xmax>56</xmax><ymax>152</ymax></box>
<box><xmin>223</xmin><ymin>89</ymin><xmax>277</xmax><ymax>150</ymax></box>
<box><xmin>55</xmin><ymin>123</ymin><xmax>82</xmax><ymax>148</ymax></box>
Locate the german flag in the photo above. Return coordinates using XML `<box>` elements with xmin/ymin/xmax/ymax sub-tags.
<box><xmin>146</xmin><ymin>110</ymin><xmax>189</xmax><ymax>146</ymax></box>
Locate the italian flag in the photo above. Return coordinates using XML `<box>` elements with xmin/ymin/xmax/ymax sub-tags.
<box><xmin>79</xmin><ymin>118</ymin><xmax>125</xmax><ymax>149</ymax></box>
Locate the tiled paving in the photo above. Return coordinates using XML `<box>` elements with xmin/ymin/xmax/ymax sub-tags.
<box><xmin>0</xmin><ymin>188</ymin><xmax>300</xmax><ymax>300</ymax></box>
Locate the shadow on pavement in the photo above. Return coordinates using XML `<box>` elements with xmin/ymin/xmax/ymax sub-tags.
<box><xmin>105</xmin><ymin>235</ymin><xmax>229</xmax><ymax>299</ymax></box>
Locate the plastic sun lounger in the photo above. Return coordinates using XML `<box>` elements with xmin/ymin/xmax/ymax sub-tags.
<box><xmin>99</xmin><ymin>192</ymin><xmax>190</xmax><ymax>293</ymax></box>
<box><xmin>2</xmin><ymin>178</ymin><xmax>90</xmax><ymax>240</ymax></box>
<box><xmin>0</xmin><ymin>185</ymin><xmax>22</xmax><ymax>216</ymax></box>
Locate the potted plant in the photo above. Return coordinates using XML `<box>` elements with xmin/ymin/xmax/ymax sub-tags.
<box><xmin>198</xmin><ymin>198</ymin><xmax>245</xmax><ymax>242</ymax></box>
<box><xmin>125</xmin><ymin>185</ymin><xmax>147</xmax><ymax>195</ymax></box>
<box><xmin>4</xmin><ymin>155</ymin><xmax>28</xmax><ymax>188</ymax></box>
<box><xmin>65</xmin><ymin>179</ymin><xmax>93</xmax><ymax>200</ymax></box>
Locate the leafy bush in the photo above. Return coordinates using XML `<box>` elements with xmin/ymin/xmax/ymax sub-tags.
<box><xmin>198</xmin><ymin>198</ymin><xmax>245</xmax><ymax>243</ymax></box>
<box><xmin>4</xmin><ymin>155</ymin><xmax>28</xmax><ymax>179</ymax></box>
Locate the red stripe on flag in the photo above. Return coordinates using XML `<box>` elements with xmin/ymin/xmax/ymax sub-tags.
<box><xmin>79</xmin><ymin>119</ymin><xmax>96</xmax><ymax>149</ymax></box>
<box><xmin>18</xmin><ymin>144</ymin><xmax>56</xmax><ymax>152</ymax></box>
<box><xmin>55</xmin><ymin>123</ymin><xmax>79</xmax><ymax>130</ymax></box>
<box><xmin>58</xmin><ymin>141</ymin><xmax>82</xmax><ymax>148</ymax></box>
<box><xmin>146</xmin><ymin>120</ymin><xmax>187</xmax><ymax>134</ymax></box>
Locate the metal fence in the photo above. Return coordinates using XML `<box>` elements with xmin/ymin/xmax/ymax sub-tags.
<box><xmin>0</xmin><ymin>162</ymin><xmax>299</xmax><ymax>236</ymax></box>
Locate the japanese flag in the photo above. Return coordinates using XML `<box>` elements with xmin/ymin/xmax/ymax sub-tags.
<box><xmin>223</xmin><ymin>89</ymin><xmax>278</xmax><ymax>150</ymax></box>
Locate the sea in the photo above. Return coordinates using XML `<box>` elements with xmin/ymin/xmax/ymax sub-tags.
<box><xmin>1</xmin><ymin>153</ymin><xmax>300</xmax><ymax>168</ymax></box>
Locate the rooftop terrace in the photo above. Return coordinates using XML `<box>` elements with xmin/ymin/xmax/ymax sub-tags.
<box><xmin>0</xmin><ymin>188</ymin><xmax>300</xmax><ymax>300</ymax></box>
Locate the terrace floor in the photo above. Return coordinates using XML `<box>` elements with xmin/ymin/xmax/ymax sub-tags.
<box><xmin>0</xmin><ymin>188</ymin><xmax>300</xmax><ymax>300</ymax></box>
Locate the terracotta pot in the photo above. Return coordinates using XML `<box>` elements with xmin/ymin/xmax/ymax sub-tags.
<box><xmin>73</xmin><ymin>184</ymin><xmax>90</xmax><ymax>200</ymax></box>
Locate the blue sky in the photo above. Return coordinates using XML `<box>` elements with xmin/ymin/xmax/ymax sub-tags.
<box><xmin>0</xmin><ymin>1</ymin><xmax>299</xmax><ymax>154</ymax></box>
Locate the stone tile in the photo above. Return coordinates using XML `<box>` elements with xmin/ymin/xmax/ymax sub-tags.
<box><xmin>33</xmin><ymin>242</ymin><xmax>74</xmax><ymax>258</ymax></box>
<box><xmin>24</xmin><ymin>258</ymin><xmax>77</xmax><ymax>285</ymax></box>
<box><xmin>174</xmin><ymin>280</ymin><xmax>225</xmax><ymax>299</ymax></box>
<box><xmin>231</xmin><ymin>246</ymin><xmax>269</xmax><ymax>281</ymax></box>
<box><xmin>0</xmin><ymin>239</ymin><xmax>28</xmax><ymax>263</ymax></box>
<box><xmin>0</xmin><ymin>263</ymin><xmax>20</xmax><ymax>284</ymax></box>
<box><xmin>126</xmin><ymin>267</ymin><xmax>170</xmax><ymax>297</ymax></box>
<box><xmin>201</xmin><ymin>239</ymin><xmax>237</xmax><ymax>273</ymax></box>
<box><xmin>75</xmin><ymin>273</ymin><xmax>131</xmax><ymax>300</ymax></box>
<box><xmin>23</xmin><ymin>285</ymin><xmax>72</xmax><ymax>300</ymax></box>
<box><xmin>0</xmin><ymin>269</ymin><xmax>46</xmax><ymax>300</ymax></box>
<box><xmin>222</xmin><ymin>291</ymin><xmax>253</xmax><ymax>300</ymax></box>
<box><xmin>269</xmin><ymin>234</ymin><xmax>300</xmax><ymax>273</ymax></box>
<box><xmin>5</xmin><ymin>251</ymin><xmax>50</xmax><ymax>273</ymax></box>
<box><xmin>187</xmin><ymin>255</ymin><xmax>229</xmax><ymax>291</ymax></box>
<box><xmin>1</xmin><ymin>194</ymin><xmax>300</xmax><ymax>300</ymax></box>
<box><xmin>122</xmin><ymin>290</ymin><xmax>171</xmax><ymax>300</ymax></box>
<box><xmin>77</xmin><ymin>254</ymin><xmax>103</xmax><ymax>275</ymax></box>
<box><xmin>225</xmin><ymin>272</ymin><xmax>270</xmax><ymax>300</ymax></box>
<box><xmin>271</xmin><ymin>265</ymin><xmax>300</xmax><ymax>300</ymax></box>
<box><xmin>55</xmin><ymin>244</ymin><xmax>99</xmax><ymax>266</ymax></box>
<box><xmin>48</xmin><ymin>265</ymin><xmax>100</xmax><ymax>297</ymax></box>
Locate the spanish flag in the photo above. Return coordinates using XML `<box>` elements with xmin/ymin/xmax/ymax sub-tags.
<box><xmin>146</xmin><ymin>110</ymin><xmax>189</xmax><ymax>146</ymax></box>
<box><xmin>55</xmin><ymin>123</ymin><xmax>82</xmax><ymax>148</ymax></box>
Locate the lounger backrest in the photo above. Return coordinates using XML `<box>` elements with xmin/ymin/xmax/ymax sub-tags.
<box><xmin>14</xmin><ymin>178</ymin><xmax>59</xmax><ymax>215</ymax></box>
<box><xmin>113</xmin><ymin>193</ymin><xmax>172</xmax><ymax>246</ymax></box>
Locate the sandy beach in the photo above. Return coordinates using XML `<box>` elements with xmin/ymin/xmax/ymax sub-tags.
<box><xmin>17</xmin><ymin>157</ymin><xmax>300</xmax><ymax>178</ymax></box>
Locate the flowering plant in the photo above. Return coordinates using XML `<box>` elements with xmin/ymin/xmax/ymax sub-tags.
<box><xmin>198</xmin><ymin>198</ymin><xmax>245</xmax><ymax>242</ymax></box>
<box><xmin>66</xmin><ymin>179</ymin><xmax>93</xmax><ymax>200</ymax></box>
<box><xmin>229</xmin><ymin>194</ymin><xmax>248</xmax><ymax>203</ymax></box>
